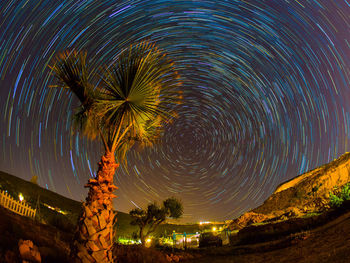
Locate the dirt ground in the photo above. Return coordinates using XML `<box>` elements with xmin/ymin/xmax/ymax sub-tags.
<box><xmin>1</xmin><ymin>204</ymin><xmax>350</xmax><ymax>262</ymax></box>
<box><xmin>186</xmin><ymin>211</ymin><xmax>350</xmax><ymax>263</ymax></box>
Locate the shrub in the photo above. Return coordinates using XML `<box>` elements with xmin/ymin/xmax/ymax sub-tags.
<box><xmin>329</xmin><ymin>193</ymin><xmax>343</xmax><ymax>207</ymax></box>
<box><xmin>341</xmin><ymin>183</ymin><xmax>350</xmax><ymax>200</ymax></box>
<box><xmin>329</xmin><ymin>183</ymin><xmax>350</xmax><ymax>207</ymax></box>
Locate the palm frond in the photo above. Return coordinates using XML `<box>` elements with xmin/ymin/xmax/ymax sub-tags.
<box><xmin>50</xmin><ymin>51</ymin><xmax>94</xmax><ymax>104</ymax></box>
<box><xmin>50</xmin><ymin>51</ymin><xmax>100</xmax><ymax>140</ymax></box>
<box><xmin>49</xmin><ymin>42</ymin><xmax>182</xmax><ymax>164</ymax></box>
<box><xmin>72</xmin><ymin>105</ymin><xmax>99</xmax><ymax>140</ymax></box>
<box><xmin>95</xmin><ymin>41</ymin><xmax>182</xmax><ymax>162</ymax></box>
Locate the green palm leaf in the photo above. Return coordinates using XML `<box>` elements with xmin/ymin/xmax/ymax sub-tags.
<box><xmin>50</xmin><ymin>50</ymin><xmax>100</xmax><ymax>140</ymax></box>
<box><xmin>50</xmin><ymin>42</ymin><xmax>182</xmax><ymax>163</ymax></box>
<box><xmin>97</xmin><ymin>41</ymin><xmax>182</xmax><ymax>161</ymax></box>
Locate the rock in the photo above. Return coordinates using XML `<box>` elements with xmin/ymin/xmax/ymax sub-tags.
<box><xmin>18</xmin><ymin>239</ymin><xmax>41</xmax><ymax>263</ymax></box>
<box><xmin>172</xmin><ymin>254</ymin><xmax>180</xmax><ymax>262</ymax></box>
<box><xmin>229</xmin><ymin>212</ymin><xmax>272</xmax><ymax>230</ymax></box>
<box><xmin>254</xmin><ymin>152</ymin><xmax>350</xmax><ymax>216</ymax></box>
<box><xmin>285</xmin><ymin>207</ymin><xmax>303</xmax><ymax>217</ymax></box>
<box><xmin>166</xmin><ymin>254</ymin><xmax>172</xmax><ymax>262</ymax></box>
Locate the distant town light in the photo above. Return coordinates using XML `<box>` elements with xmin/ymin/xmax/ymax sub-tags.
<box><xmin>43</xmin><ymin>203</ymin><xmax>68</xmax><ymax>215</ymax></box>
<box><xmin>212</xmin><ymin>227</ymin><xmax>217</xmax><ymax>232</ymax></box>
<box><xmin>146</xmin><ymin>238</ymin><xmax>152</xmax><ymax>243</ymax></box>
<box><xmin>18</xmin><ymin>193</ymin><xmax>24</xmax><ymax>202</ymax></box>
<box><xmin>60</xmin><ymin>211</ymin><xmax>67</xmax><ymax>215</ymax></box>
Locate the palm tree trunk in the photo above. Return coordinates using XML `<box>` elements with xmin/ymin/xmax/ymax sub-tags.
<box><xmin>71</xmin><ymin>151</ymin><xmax>119</xmax><ymax>263</ymax></box>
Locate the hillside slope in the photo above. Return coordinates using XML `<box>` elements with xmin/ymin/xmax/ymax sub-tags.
<box><xmin>0</xmin><ymin>171</ymin><xmax>133</xmax><ymax>235</ymax></box>
<box><xmin>0</xmin><ymin>171</ymin><xmax>206</xmax><ymax>238</ymax></box>
<box><xmin>229</xmin><ymin>152</ymin><xmax>350</xmax><ymax>230</ymax></box>
<box><xmin>254</xmin><ymin>152</ymin><xmax>350</xmax><ymax>215</ymax></box>
<box><xmin>0</xmin><ymin>171</ymin><xmax>81</xmax><ymax>214</ymax></box>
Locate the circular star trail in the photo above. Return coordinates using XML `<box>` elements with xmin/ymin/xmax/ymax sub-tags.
<box><xmin>0</xmin><ymin>0</ymin><xmax>349</xmax><ymax>222</ymax></box>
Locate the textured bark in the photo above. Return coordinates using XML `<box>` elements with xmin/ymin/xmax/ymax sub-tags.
<box><xmin>71</xmin><ymin>151</ymin><xmax>119</xmax><ymax>263</ymax></box>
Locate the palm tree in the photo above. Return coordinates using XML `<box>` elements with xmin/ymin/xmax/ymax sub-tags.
<box><xmin>50</xmin><ymin>42</ymin><xmax>182</xmax><ymax>263</ymax></box>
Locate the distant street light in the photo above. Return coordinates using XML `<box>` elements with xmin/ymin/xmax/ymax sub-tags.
<box><xmin>18</xmin><ymin>193</ymin><xmax>24</xmax><ymax>202</ymax></box>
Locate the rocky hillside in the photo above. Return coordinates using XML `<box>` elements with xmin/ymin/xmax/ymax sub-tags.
<box><xmin>229</xmin><ymin>152</ymin><xmax>350</xmax><ymax>230</ymax></box>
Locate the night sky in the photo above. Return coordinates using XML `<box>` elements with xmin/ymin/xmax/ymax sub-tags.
<box><xmin>0</xmin><ymin>0</ymin><xmax>349</xmax><ymax>223</ymax></box>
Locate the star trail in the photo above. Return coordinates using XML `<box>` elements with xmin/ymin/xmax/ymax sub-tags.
<box><xmin>0</xmin><ymin>0</ymin><xmax>349</xmax><ymax>222</ymax></box>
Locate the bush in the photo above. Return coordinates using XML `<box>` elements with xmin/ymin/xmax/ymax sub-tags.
<box><xmin>341</xmin><ymin>183</ymin><xmax>350</xmax><ymax>200</ymax></box>
<box><xmin>329</xmin><ymin>183</ymin><xmax>350</xmax><ymax>207</ymax></box>
<box><xmin>329</xmin><ymin>193</ymin><xmax>343</xmax><ymax>207</ymax></box>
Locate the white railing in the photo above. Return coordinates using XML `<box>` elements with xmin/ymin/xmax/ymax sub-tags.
<box><xmin>0</xmin><ymin>190</ymin><xmax>36</xmax><ymax>218</ymax></box>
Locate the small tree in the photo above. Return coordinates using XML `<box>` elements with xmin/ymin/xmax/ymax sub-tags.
<box><xmin>50</xmin><ymin>42</ymin><xmax>182</xmax><ymax>262</ymax></box>
<box><xmin>129</xmin><ymin>197</ymin><xmax>183</xmax><ymax>245</ymax></box>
